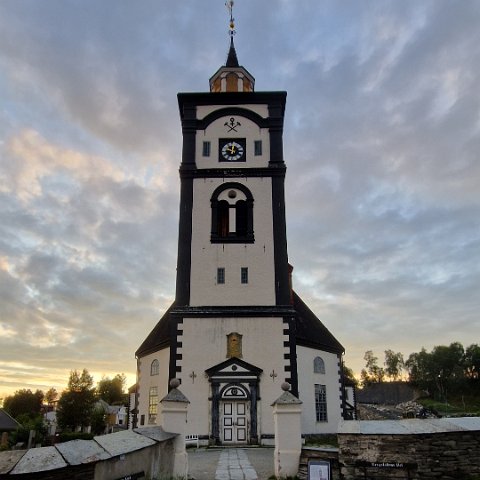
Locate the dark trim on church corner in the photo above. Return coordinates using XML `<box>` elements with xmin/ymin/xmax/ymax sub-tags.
<box><xmin>271</xmin><ymin>176</ymin><xmax>290</xmax><ymax>306</ymax></box>
<box><xmin>284</xmin><ymin>316</ymin><xmax>299</xmax><ymax>397</ymax></box>
<box><xmin>170</xmin><ymin>305</ymin><xmax>295</xmax><ymax>318</ymax></box>
<box><xmin>174</xmin><ymin>176</ymin><xmax>193</xmax><ymax>306</ymax></box>
<box><xmin>168</xmin><ymin>318</ymin><xmax>183</xmax><ymax>387</ymax></box>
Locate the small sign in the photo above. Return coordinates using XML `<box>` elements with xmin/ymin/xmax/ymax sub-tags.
<box><xmin>308</xmin><ymin>460</ymin><xmax>331</xmax><ymax>480</ymax></box>
<box><xmin>356</xmin><ymin>460</ymin><xmax>417</xmax><ymax>470</ymax></box>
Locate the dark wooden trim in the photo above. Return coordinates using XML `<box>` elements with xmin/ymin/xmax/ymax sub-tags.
<box><xmin>171</xmin><ymin>305</ymin><xmax>295</xmax><ymax>318</ymax></box>
<box><xmin>179</xmin><ymin>166</ymin><xmax>287</xmax><ymax>179</ymax></box>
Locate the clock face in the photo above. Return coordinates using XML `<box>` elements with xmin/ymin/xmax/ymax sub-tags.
<box><xmin>219</xmin><ymin>138</ymin><xmax>246</xmax><ymax>162</ymax></box>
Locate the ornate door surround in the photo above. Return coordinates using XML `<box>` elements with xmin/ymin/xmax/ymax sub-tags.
<box><xmin>205</xmin><ymin>357</ymin><xmax>262</xmax><ymax>445</ymax></box>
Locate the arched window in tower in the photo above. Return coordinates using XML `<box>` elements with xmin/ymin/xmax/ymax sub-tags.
<box><xmin>211</xmin><ymin>183</ymin><xmax>254</xmax><ymax>243</ymax></box>
<box><xmin>313</xmin><ymin>356</ymin><xmax>325</xmax><ymax>374</ymax></box>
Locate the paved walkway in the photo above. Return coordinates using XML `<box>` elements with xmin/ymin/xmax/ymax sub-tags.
<box><xmin>188</xmin><ymin>447</ymin><xmax>274</xmax><ymax>480</ymax></box>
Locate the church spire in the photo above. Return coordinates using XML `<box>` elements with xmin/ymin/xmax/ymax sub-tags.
<box><xmin>225</xmin><ymin>0</ymin><xmax>239</xmax><ymax>67</ymax></box>
<box><xmin>209</xmin><ymin>1</ymin><xmax>255</xmax><ymax>93</ymax></box>
<box><xmin>226</xmin><ymin>37</ymin><xmax>239</xmax><ymax>68</ymax></box>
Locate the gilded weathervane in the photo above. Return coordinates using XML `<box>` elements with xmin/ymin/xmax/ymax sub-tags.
<box><xmin>226</xmin><ymin>0</ymin><xmax>236</xmax><ymax>37</ymax></box>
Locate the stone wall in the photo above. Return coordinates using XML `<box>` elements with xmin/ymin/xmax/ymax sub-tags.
<box><xmin>0</xmin><ymin>428</ymin><xmax>176</xmax><ymax>480</ymax></box>
<box><xmin>338</xmin><ymin>418</ymin><xmax>480</xmax><ymax>479</ymax></box>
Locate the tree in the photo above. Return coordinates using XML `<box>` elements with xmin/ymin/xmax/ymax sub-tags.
<box><xmin>342</xmin><ymin>363</ymin><xmax>358</xmax><ymax>387</ymax></box>
<box><xmin>13</xmin><ymin>414</ymin><xmax>47</xmax><ymax>447</ymax></box>
<box><xmin>44</xmin><ymin>387</ymin><xmax>58</xmax><ymax>405</ymax></box>
<box><xmin>406</xmin><ymin>347</ymin><xmax>433</xmax><ymax>390</ymax></box>
<box><xmin>406</xmin><ymin>343</ymin><xmax>466</xmax><ymax>400</ymax></box>
<box><xmin>97</xmin><ymin>373</ymin><xmax>127</xmax><ymax>405</ymax></box>
<box><xmin>56</xmin><ymin>369</ymin><xmax>96</xmax><ymax>431</ymax></box>
<box><xmin>431</xmin><ymin>342</ymin><xmax>465</xmax><ymax>399</ymax></box>
<box><xmin>384</xmin><ymin>349</ymin><xmax>404</xmax><ymax>381</ymax></box>
<box><xmin>361</xmin><ymin>350</ymin><xmax>385</xmax><ymax>386</ymax></box>
<box><xmin>464</xmin><ymin>344</ymin><xmax>480</xmax><ymax>381</ymax></box>
<box><xmin>3</xmin><ymin>389</ymin><xmax>44</xmax><ymax>419</ymax></box>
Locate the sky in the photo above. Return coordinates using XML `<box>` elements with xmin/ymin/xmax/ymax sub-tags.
<box><xmin>1</xmin><ymin>0</ymin><xmax>479</xmax><ymax>400</ymax></box>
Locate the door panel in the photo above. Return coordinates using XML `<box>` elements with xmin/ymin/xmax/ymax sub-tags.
<box><xmin>222</xmin><ymin>401</ymin><xmax>248</xmax><ymax>444</ymax></box>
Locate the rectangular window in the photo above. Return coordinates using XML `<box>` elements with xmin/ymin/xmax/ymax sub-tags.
<box><xmin>217</xmin><ymin>267</ymin><xmax>225</xmax><ymax>284</ymax></box>
<box><xmin>254</xmin><ymin>140</ymin><xmax>262</xmax><ymax>155</ymax></box>
<box><xmin>140</xmin><ymin>414</ymin><xmax>145</xmax><ymax>426</ymax></box>
<box><xmin>148</xmin><ymin>386</ymin><xmax>158</xmax><ymax>424</ymax></box>
<box><xmin>315</xmin><ymin>384</ymin><xmax>328</xmax><ymax>422</ymax></box>
<box><xmin>241</xmin><ymin>267</ymin><xmax>248</xmax><ymax>284</ymax></box>
<box><xmin>203</xmin><ymin>141</ymin><xmax>211</xmax><ymax>157</ymax></box>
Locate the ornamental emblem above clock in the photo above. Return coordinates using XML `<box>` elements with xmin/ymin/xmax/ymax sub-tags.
<box><xmin>219</xmin><ymin>138</ymin><xmax>246</xmax><ymax>162</ymax></box>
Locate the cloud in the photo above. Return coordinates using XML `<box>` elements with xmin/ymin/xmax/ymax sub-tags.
<box><xmin>0</xmin><ymin>0</ymin><xmax>479</xmax><ymax>395</ymax></box>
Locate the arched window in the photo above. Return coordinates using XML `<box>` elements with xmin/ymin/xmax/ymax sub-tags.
<box><xmin>220</xmin><ymin>383</ymin><xmax>249</xmax><ymax>399</ymax></box>
<box><xmin>211</xmin><ymin>183</ymin><xmax>254</xmax><ymax>243</ymax></box>
<box><xmin>314</xmin><ymin>356</ymin><xmax>325</xmax><ymax>374</ymax></box>
<box><xmin>150</xmin><ymin>359</ymin><xmax>159</xmax><ymax>376</ymax></box>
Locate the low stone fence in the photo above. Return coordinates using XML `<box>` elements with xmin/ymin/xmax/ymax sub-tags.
<box><xmin>338</xmin><ymin>417</ymin><xmax>480</xmax><ymax>479</ymax></box>
<box><xmin>0</xmin><ymin>427</ymin><xmax>176</xmax><ymax>480</ymax></box>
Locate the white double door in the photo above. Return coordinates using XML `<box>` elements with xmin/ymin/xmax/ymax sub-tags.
<box><xmin>221</xmin><ymin>401</ymin><xmax>248</xmax><ymax>444</ymax></box>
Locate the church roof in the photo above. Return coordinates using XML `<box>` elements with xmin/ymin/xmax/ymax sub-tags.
<box><xmin>136</xmin><ymin>292</ymin><xmax>344</xmax><ymax>358</ymax></box>
<box><xmin>292</xmin><ymin>291</ymin><xmax>345</xmax><ymax>354</ymax></box>
<box><xmin>0</xmin><ymin>408</ymin><xmax>20</xmax><ymax>431</ymax></box>
<box><xmin>135</xmin><ymin>303</ymin><xmax>174</xmax><ymax>357</ymax></box>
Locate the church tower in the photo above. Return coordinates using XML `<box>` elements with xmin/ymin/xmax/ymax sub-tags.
<box><xmin>135</xmin><ymin>4</ymin><xmax>350</xmax><ymax>445</ymax></box>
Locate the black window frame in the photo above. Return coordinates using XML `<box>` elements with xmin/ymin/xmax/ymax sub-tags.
<box><xmin>241</xmin><ymin>267</ymin><xmax>248</xmax><ymax>284</ymax></box>
<box><xmin>254</xmin><ymin>140</ymin><xmax>262</xmax><ymax>156</ymax></box>
<box><xmin>217</xmin><ymin>267</ymin><xmax>225</xmax><ymax>284</ymax></box>
<box><xmin>202</xmin><ymin>141</ymin><xmax>211</xmax><ymax>157</ymax></box>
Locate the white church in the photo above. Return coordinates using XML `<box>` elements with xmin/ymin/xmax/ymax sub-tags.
<box><xmin>134</xmin><ymin>19</ymin><xmax>353</xmax><ymax>445</ymax></box>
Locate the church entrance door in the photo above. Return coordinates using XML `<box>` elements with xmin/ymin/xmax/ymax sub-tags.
<box><xmin>221</xmin><ymin>400</ymin><xmax>248</xmax><ymax>444</ymax></box>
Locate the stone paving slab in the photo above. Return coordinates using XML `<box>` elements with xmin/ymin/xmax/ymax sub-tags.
<box><xmin>188</xmin><ymin>448</ymin><xmax>273</xmax><ymax>480</ymax></box>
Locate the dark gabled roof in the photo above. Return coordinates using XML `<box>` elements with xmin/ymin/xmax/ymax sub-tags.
<box><xmin>135</xmin><ymin>303</ymin><xmax>175</xmax><ymax>357</ymax></box>
<box><xmin>0</xmin><ymin>409</ymin><xmax>20</xmax><ymax>431</ymax></box>
<box><xmin>293</xmin><ymin>291</ymin><xmax>344</xmax><ymax>354</ymax></box>
<box><xmin>136</xmin><ymin>293</ymin><xmax>344</xmax><ymax>358</ymax></box>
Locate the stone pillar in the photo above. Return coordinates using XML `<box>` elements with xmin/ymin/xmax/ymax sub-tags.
<box><xmin>272</xmin><ymin>382</ymin><xmax>302</xmax><ymax>479</ymax></box>
<box><xmin>159</xmin><ymin>379</ymin><xmax>190</xmax><ymax>480</ymax></box>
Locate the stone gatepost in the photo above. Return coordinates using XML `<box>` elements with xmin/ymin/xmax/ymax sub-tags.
<box><xmin>272</xmin><ymin>382</ymin><xmax>303</xmax><ymax>479</ymax></box>
<box><xmin>159</xmin><ymin>379</ymin><xmax>190</xmax><ymax>480</ymax></box>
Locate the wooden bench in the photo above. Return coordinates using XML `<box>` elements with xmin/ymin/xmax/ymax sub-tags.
<box><xmin>185</xmin><ymin>434</ymin><xmax>199</xmax><ymax>448</ymax></box>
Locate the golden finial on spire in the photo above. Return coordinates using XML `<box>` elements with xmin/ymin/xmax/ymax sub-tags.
<box><xmin>226</xmin><ymin>0</ymin><xmax>235</xmax><ymax>37</ymax></box>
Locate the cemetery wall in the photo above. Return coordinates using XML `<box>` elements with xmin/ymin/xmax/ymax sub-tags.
<box><xmin>338</xmin><ymin>418</ymin><xmax>480</xmax><ymax>479</ymax></box>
